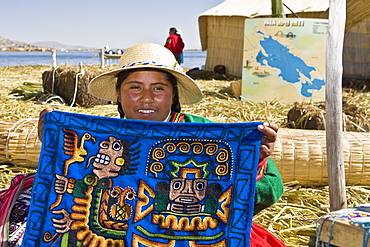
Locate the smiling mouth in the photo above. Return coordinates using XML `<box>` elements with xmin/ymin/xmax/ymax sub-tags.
<box><xmin>95</xmin><ymin>153</ymin><xmax>110</xmax><ymax>165</ymax></box>
<box><xmin>138</xmin><ymin>109</ymin><xmax>155</xmax><ymax>114</ymax></box>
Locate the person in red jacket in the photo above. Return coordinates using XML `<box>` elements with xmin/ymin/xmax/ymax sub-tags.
<box><xmin>164</xmin><ymin>27</ymin><xmax>185</xmax><ymax>64</ymax></box>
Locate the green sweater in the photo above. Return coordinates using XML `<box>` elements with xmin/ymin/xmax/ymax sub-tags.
<box><xmin>254</xmin><ymin>158</ymin><xmax>283</xmax><ymax>215</ymax></box>
<box><xmin>174</xmin><ymin>112</ymin><xmax>284</xmax><ymax>215</ymax></box>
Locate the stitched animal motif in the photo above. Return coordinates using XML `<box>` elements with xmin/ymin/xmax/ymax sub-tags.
<box><xmin>50</xmin><ymin>129</ymin><xmax>95</xmax><ymax>210</ymax></box>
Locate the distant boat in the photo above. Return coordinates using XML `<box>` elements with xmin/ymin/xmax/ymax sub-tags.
<box><xmin>103</xmin><ymin>54</ymin><xmax>122</xmax><ymax>59</ymax></box>
<box><xmin>102</xmin><ymin>48</ymin><xmax>124</xmax><ymax>59</ymax></box>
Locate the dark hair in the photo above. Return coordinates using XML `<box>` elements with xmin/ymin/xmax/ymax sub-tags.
<box><xmin>116</xmin><ymin>68</ymin><xmax>181</xmax><ymax>118</ymax></box>
<box><xmin>169</xmin><ymin>27</ymin><xmax>177</xmax><ymax>32</ymax></box>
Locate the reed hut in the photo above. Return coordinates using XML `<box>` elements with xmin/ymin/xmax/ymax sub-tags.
<box><xmin>199</xmin><ymin>0</ymin><xmax>370</xmax><ymax>80</ymax></box>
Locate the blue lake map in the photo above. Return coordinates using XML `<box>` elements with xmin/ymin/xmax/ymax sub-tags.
<box><xmin>242</xmin><ymin>18</ymin><xmax>328</xmax><ymax>103</ymax></box>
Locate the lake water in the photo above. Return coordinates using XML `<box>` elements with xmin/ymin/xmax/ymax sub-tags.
<box><xmin>0</xmin><ymin>50</ymin><xmax>206</xmax><ymax>69</ymax></box>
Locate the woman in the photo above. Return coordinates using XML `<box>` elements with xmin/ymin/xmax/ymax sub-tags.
<box><xmin>32</xmin><ymin>43</ymin><xmax>284</xmax><ymax>246</ymax></box>
<box><xmin>164</xmin><ymin>27</ymin><xmax>185</xmax><ymax>64</ymax></box>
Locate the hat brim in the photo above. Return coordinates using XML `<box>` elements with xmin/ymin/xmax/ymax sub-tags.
<box><xmin>88</xmin><ymin>65</ymin><xmax>202</xmax><ymax>105</ymax></box>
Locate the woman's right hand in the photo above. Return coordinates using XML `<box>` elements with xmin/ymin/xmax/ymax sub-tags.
<box><xmin>38</xmin><ymin>107</ymin><xmax>53</xmax><ymax>141</ymax></box>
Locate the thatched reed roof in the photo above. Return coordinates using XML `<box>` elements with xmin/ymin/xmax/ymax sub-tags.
<box><xmin>199</xmin><ymin>0</ymin><xmax>370</xmax><ymax>51</ymax></box>
<box><xmin>346</xmin><ymin>0</ymin><xmax>370</xmax><ymax>28</ymax></box>
<box><xmin>200</xmin><ymin>0</ymin><xmax>328</xmax><ymax>17</ymax></box>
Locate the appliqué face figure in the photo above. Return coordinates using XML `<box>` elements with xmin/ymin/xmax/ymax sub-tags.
<box><xmin>168</xmin><ymin>178</ymin><xmax>207</xmax><ymax>214</ymax></box>
<box><xmin>93</xmin><ymin>136</ymin><xmax>127</xmax><ymax>179</ymax></box>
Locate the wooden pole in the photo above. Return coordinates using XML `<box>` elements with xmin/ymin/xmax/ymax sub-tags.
<box><xmin>271</xmin><ymin>0</ymin><xmax>285</xmax><ymax>18</ymax></box>
<box><xmin>51</xmin><ymin>49</ymin><xmax>57</xmax><ymax>68</ymax></box>
<box><xmin>326</xmin><ymin>0</ymin><xmax>347</xmax><ymax>211</ymax></box>
<box><xmin>100</xmin><ymin>48</ymin><xmax>105</xmax><ymax>69</ymax></box>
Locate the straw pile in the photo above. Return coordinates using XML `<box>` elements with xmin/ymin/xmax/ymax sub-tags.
<box><xmin>254</xmin><ymin>183</ymin><xmax>370</xmax><ymax>246</ymax></box>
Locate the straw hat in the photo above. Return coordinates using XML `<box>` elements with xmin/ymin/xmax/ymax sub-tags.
<box><xmin>88</xmin><ymin>43</ymin><xmax>202</xmax><ymax>105</ymax></box>
<box><xmin>176</xmin><ymin>29</ymin><xmax>183</xmax><ymax>36</ymax></box>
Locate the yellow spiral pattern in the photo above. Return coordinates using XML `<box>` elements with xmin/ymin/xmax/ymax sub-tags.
<box><xmin>163</xmin><ymin>143</ymin><xmax>176</xmax><ymax>153</ymax></box>
<box><xmin>150</xmin><ymin>162</ymin><xmax>164</xmax><ymax>177</ymax></box>
<box><xmin>177</xmin><ymin>142</ymin><xmax>190</xmax><ymax>153</ymax></box>
<box><xmin>192</xmin><ymin>142</ymin><xmax>203</xmax><ymax>154</ymax></box>
<box><xmin>215</xmin><ymin>163</ymin><xmax>229</xmax><ymax>176</ymax></box>
<box><xmin>205</xmin><ymin>143</ymin><xmax>219</xmax><ymax>155</ymax></box>
<box><xmin>152</xmin><ymin>147</ymin><xmax>165</xmax><ymax>161</ymax></box>
<box><xmin>43</xmin><ymin>231</ymin><xmax>54</xmax><ymax>242</ymax></box>
<box><xmin>216</xmin><ymin>149</ymin><xmax>229</xmax><ymax>162</ymax></box>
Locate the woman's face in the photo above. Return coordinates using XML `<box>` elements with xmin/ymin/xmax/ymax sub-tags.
<box><xmin>118</xmin><ymin>70</ymin><xmax>174</xmax><ymax>121</ymax></box>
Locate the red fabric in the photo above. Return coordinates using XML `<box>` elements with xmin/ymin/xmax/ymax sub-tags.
<box><xmin>164</xmin><ymin>34</ymin><xmax>184</xmax><ymax>54</ymax></box>
<box><xmin>250</xmin><ymin>222</ymin><xmax>286</xmax><ymax>247</ymax></box>
<box><xmin>256</xmin><ymin>157</ymin><xmax>268</xmax><ymax>181</ymax></box>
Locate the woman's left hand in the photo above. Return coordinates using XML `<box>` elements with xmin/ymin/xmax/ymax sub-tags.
<box><xmin>257</xmin><ymin>122</ymin><xmax>278</xmax><ymax>160</ymax></box>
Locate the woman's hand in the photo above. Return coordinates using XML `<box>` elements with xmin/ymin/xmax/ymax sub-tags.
<box><xmin>257</xmin><ymin>122</ymin><xmax>278</xmax><ymax>160</ymax></box>
<box><xmin>38</xmin><ymin>108</ymin><xmax>53</xmax><ymax>141</ymax></box>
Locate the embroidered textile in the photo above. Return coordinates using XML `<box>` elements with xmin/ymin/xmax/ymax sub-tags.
<box><xmin>0</xmin><ymin>173</ymin><xmax>34</xmax><ymax>247</ymax></box>
<box><xmin>22</xmin><ymin>111</ymin><xmax>263</xmax><ymax>247</ymax></box>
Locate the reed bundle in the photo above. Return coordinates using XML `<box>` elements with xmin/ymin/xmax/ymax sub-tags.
<box><xmin>0</xmin><ymin>119</ymin><xmax>41</xmax><ymax>168</ymax></box>
<box><xmin>42</xmin><ymin>66</ymin><xmax>110</xmax><ymax>107</ymax></box>
<box><xmin>272</xmin><ymin>129</ymin><xmax>370</xmax><ymax>186</ymax></box>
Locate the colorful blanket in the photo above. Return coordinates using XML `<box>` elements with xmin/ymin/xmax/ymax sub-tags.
<box><xmin>22</xmin><ymin>111</ymin><xmax>263</xmax><ymax>247</ymax></box>
<box><xmin>0</xmin><ymin>173</ymin><xmax>34</xmax><ymax>247</ymax></box>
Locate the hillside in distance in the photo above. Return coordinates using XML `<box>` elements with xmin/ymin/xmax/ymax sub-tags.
<box><xmin>0</xmin><ymin>36</ymin><xmax>39</xmax><ymax>50</ymax></box>
<box><xmin>0</xmin><ymin>36</ymin><xmax>93</xmax><ymax>51</ymax></box>
<box><xmin>30</xmin><ymin>41</ymin><xmax>93</xmax><ymax>50</ymax></box>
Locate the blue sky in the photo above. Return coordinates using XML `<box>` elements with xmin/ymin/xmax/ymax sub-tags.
<box><xmin>1</xmin><ymin>0</ymin><xmax>224</xmax><ymax>49</ymax></box>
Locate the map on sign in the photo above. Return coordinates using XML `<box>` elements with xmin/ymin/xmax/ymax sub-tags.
<box><xmin>242</xmin><ymin>18</ymin><xmax>328</xmax><ymax>103</ymax></box>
